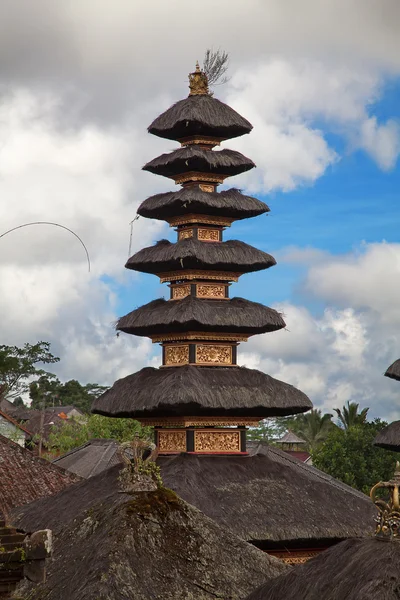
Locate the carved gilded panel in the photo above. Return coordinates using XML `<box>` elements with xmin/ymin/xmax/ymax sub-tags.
<box><xmin>158</xmin><ymin>430</ymin><xmax>187</xmax><ymax>453</ymax></box>
<box><xmin>194</xmin><ymin>430</ymin><xmax>241</xmax><ymax>452</ymax></box>
<box><xmin>164</xmin><ymin>345</ymin><xmax>189</xmax><ymax>366</ymax></box>
<box><xmin>196</xmin><ymin>284</ymin><xmax>226</xmax><ymax>299</ymax></box>
<box><xmin>196</xmin><ymin>345</ymin><xmax>232</xmax><ymax>365</ymax></box>
<box><xmin>199</xmin><ymin>183</ymin><xmax>216</xmax><ymax>192</ymax></box>
<box><xmin>178</xmin><ymin>229</ymin><xmax>194</xmax><ymax>241</ymax></box>
<box><xmin>198</xmin><ymin>228</ymin><xmax>220</xmax><ymax>241</ymax></box>
<box><xmin>171</xmin><ymin>285</ymin><xmax>191</xmax><ymax>300</ymax></box>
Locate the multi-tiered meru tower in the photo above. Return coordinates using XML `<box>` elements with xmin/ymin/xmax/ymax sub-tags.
<box><xmin>93</xmin><ymin>63</ymin><xmax>312</xmax><ymax>454</ymax></box>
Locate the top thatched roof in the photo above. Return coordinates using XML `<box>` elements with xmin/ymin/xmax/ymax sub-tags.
<box><xmin>385</xmin><ymin>359</ymin><xmax>400</xmax><ymax>381</ymax></box>
<box><xmin>159</xmin><ymin>442</ymin><xmax>376</xmax><ymax>544</ymax></box>
<box><xmin>373</xmin><ymin>420</ymin><xmax>400</xmax><ymax>451</ymax></box>
<box><xmin>143</xmin><ymin>146</ymin><xmax>255</xmax><ymax>179</ymax></box>
<box><xmin>126</xmin><ymin>238</ymin><xmax>276</xmax><ymax>276</ymax></box>
<box><xmin>91</xmin><ymin>365</ymin><xmax>312</xmax><ymax>419</ymax></box>
<box><xmin>245</xmin><ymin>537</ymin><xmax>400</xmax><ymax>600</ymax></box>
<box><xmin>14</xmin><ymin>465</ymin><xmax>287</xmax><ymax>600</ymax></box>
<box><xmin>137</xmin><ymin>187</ymin><xmax>269</xmax><ymax>222</ymax></box>
<box><xmin>117</xmin><ymin>296</ymin><xmax>286</xmax><ymax>337</ymax></box>
<box><xmin>148</xmin><ymin>94</ymin><xmax>253</xmax><ymax>141</ymax></box>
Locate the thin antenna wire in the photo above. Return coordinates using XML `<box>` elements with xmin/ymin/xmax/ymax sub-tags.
<box><xmin>128</xmin><ymin>215</ymin><xmax>140</xmax><ymax>257</ymax></box>
<box><xmin>0</xmin><ymin>222</ymin><xmax>91</xmax><ymax>272</ymax></box>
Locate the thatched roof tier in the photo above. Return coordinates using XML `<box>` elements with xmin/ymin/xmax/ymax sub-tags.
<box><xmin>148</xmin><ymin>94</ymin><xmax>253</xmax><ymax>141</ymax></box>
<box><xmin>143</xmin><ymin>146</ymin><xmax>255</xmax><ymax>179</ymax></box>
<box><xmin>126</xmin><ymin>238</ymin><xmax>276</xmax><ymax>275</ymax></box>
<box><xmin>14</xmin><ymin>466</ymin><xmax>287</xmax><ymax>600</ymax></box>
<box><xmin>245</xmin><ymin>537</ymin><xmax>400</xmax><ymax>600</ymax></box>
<box><xmin>385</xmin><ymin>359</ymin><xmax>400</xmax><ymax>381</ymax></box>
<box><xmin>117</xmin><ymin>296</ymin><xmax>285</xmax><ymax>337</ymax></box>
<box><xmin>137</xmin><ymin>186</ymin><xmax>269</xmax><ymax>222</ymax></box>
<box><xmin>373</xmin><ymin>420</ymin><xmax>400</xmax><ymax>451</ymax></box>
<box><xmin>159</xmin><ymin>442</ymin><xmax>376</xmax><ymax>544</ymax></box>
<box><xmin>276</xmin><ymin>431</ymin><xmax>306</xmax><ymax>445</ymax></box>
<box><xmin>91</xmin><ymin>365</ymin><xmax>312</xmax><ymax>418</ymax></box>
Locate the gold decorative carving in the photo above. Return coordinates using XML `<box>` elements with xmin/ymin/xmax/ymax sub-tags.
<box><xmin>174</xmin><ymin>172</ymin><xmax>226</xmax><ymax>185</ymax></box>
<box><xmin>198</xmin><ymin>228</ymin><xmax>220</xmax><ymax>241</ymax></box>
<box><xmin>194</xmin><ymin>430</ymin><xmax>241</xmax><ymax>453</ymax></box>
<box><xmin>139</xmin><ymin>417</ymin><xmax>262</xmax><ymax>427</ymax></box>
<box><xmin>199</xmin><ymin>184</ymin><xmax>216</xmax><ymax>192</ymax></box>
<box><xmin>370</xmin><ymin>462</ymin><xmax>400</xmax><ymax>540</ymax></box>
<box><xmin>171</xmin><ymin>285</ymin><xmax>191</xmax><ymax>300</ymax></box>
<box><xmin>197</xmin><ymin>284</ymin><xmax>226</xmax><ymax>298</ymax></box>
<box><xmin>158</xmin><ymin>270</ymin><xmax>242</xmax><ymax>283</ymax></box>
<box><xmin>196</xmin><ymin>344</ymin><xmax>232</xmax><ymax>365</ymax></box>
<box><xmin>164</xmin><ymin>345</ymin><xmax>189</xmax><ymax>366</ymax></box>
<box><xmin>180</xmin><ymin>138</ymin><xmax>221</xmax><ymax>149</ymax></box>
<box><xmin>269</xmin><ymin>551</ymin><xmax>321</xmax><ymax>565</ymax></box>
<box><xmin>151</xmin><ymin>331</ymin><xmax>248</xmax><ymax>343</ymax></box>
<box><xmin>178</xmin><ymin>229</ymin><xmax>194</xmax><ymax>240</ymax></box>
<box><xmin>158</xmin><ymin>430</ymin><xmax>187</xmax><ymax>453</ymax></box>
<box><xmin>167</xmin><ymin>214</ymin><xmax>233</xmax><ymax>228</ymax></box>
<box><xmin>189</xmin><ymin>62</ymin><xmax>209</xmax><ymax>96</ymax></box>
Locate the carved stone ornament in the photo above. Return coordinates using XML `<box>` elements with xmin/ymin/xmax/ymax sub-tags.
<box><xmin>158</xmin><ymin>430</ymin><xmax>187</xmax><ymax>453</ymax></box>
<box><xmin>198</xmin><ymin>228</ymin><xmax>220</xmax><ymax>241</ymax></box>
<box><xmin>194</xmin><ymin>430</ymin><xmax>241</xmax><ymax>453</ymax></box>
<box><xmin>164</xmin><ymin>345</ymin><xmax>189</xmax><ymax>365</ymax></box>
<box><xmin>370</xmin><ymin>462</ymin><xmax>400</xmax><ymax>540</ymax></box>
<box><xmin>196</xmin><ymin>344</ymin><xmax>232</xmax><ymax>365</ymax></box>
<box><xmin>189</xmin><ymin>62</ymin><xmax>209</xmax><ymax>96</ymax></box>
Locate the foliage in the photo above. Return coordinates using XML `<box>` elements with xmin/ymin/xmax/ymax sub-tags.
<box><xmin>334</xmin><ymin>401</ymin><xmax>369</xmax><ymax>429</ymax></box>
<box><xmin>0</xmin><ymin>342</ymin><xmax>59</xmax><ymax>399</ymax></box>
<box><xmin>279</xmin><ymin>409</ymin><xmax>335</xmax><ymax>453</ymax></box>
<box><xmin>30</xmin><ymin>376</ymin><xmax>108</xmax><ymax>413</ymax></box>
<box><xmin>247</xmin><ymin>417</ymin><xmax>289</xmax><ymax>442</ymax></box>
<box><xmin>12</xmin><ymin>396</ymin><xmax>28</xmax><ymax>408</ymax></box>
<box><xmin>46</xmin><ymin>414</ymin><xmax>152</xmax><ymax>457</ymax></box>
<box><xmin>312</xmin><ymin>419</ymin><xmax>398</xmax><ymax>494</ymax></box>
<box><xmin>203</xmin><ymin>48</ymin><xmax>230</xmax><ymax>87</ymax></box>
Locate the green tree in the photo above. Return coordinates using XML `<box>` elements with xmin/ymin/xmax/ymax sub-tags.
<box><xmin>334</xmin><ymin>401</ymin><xmax>369</xmax><ymax>429</ymax></box>
<box><xmin>312</xmin><ymin>419</ymin><xmax>397</xmax><ymax>494</ymax></box>
<box><xmin>247</xmin><ymin>418</ymin><xmax>289</xmax><ymax>442</ymax></box>
<box><xmin>287</xmin><ymin>409</ymin><xmax>335</xmax><ymax>453</ymax></box>
<box><xmin>46</xmin><ymin>414</ymin><xmax>152</xmax><ymax>457</ymax></box>
<box><xmin>0</xmin><ymin>342</ymin><xmax>59</xmax><ymax>399</ymax></box>
<box><xmin>30</xmin><ymin>377</ymin><xmax>108</xmax><ymax>413</ymax></box>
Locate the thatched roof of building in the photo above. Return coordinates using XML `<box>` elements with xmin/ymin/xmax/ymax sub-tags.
<box><xmin>52</xmin><ymin>439</ymin><xmax>121</xmax><ymax>478</ymax></box>
<box><xmin>117</xmin><ymin>296</ymin><xmax>286</xmax><ymax>337</ymax></box>
<box><xmin>159</xmin><ymin>442</ymin><xmax>376</xmax><ymax>544</ymax></box>
<box><xmin>137</xmin><ymin>186</ymin><xmax>269</xmax><ymax>222</ymax></box>
<box><xmin>0</xmin><ymin>434</ymin><xmax>80</xmax><ymax>513</ymax></box>
<box><xmin>275</xmin><ymin>431</ymin><xmax>306</xmax><ymax>445</ymax></box>
<box><xmin>373</xmin><ymin>420</ymin><xmax>400</xmax><ymax>451</ymax></box>
<box><xmin>14</xmin><ymin>465</ymin><xmax>288</xmax><ymax>600</ymax></box>
<box><xmin>92</xmin><ymin>366</ymin><xmax>312</xmax><ymax>418</ymax></box>
<box><xmin>148</xmin><ymin>94</ymin><xmax>253</xmax><ymax>141</ymax></box>
<box><xmin>385</xmin><ymin>358</ymin><xmax>400</xmax><ymax>381</ymax></box>
<box><xmin>245</xmin><ymin>537</ymin><xmax>400</xmax><ymax>600</ymax></box>
<box><xmin>126</xmin><ymin>238</ymin><xmax>276</xmax><ymax>275</ymax></box>
<box><xmin>143</xmin><ymin>146</ymin><xmax>255</xmax><ymax>179</ymax></box>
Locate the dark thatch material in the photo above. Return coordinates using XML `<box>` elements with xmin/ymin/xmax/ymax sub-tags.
<box><xmin>385</xmin><ymin>358</ymin><xmax>400</xmax><ymax>381</ymax></box>
<box><xmin>126</xmin><ymin>238</ymin><xmax>276</xmax><ymax>275</ymax></box>
<box><xmin>14</xmin><ymin>466</ymin><xmax>288</xmax><ymax>600</ymax></box>
<box><xmin>148</xmin><ymin>94</ymin><xmax>253</xmax><ymax>141</ymax></box>
<box><xmin>373</xmin><ymin>420</ymin><xmax>400</xmax><ymax>451</ymax></box>
<box><xmin>52</xmin><ymin>439</ymin><xmax>121</xmax><ymax>478</ymax></box>
<box><xmin>143</xmin><ymin>146</ymin><xmax>255</xmax><ymax>178</ymax></box>
<box><xmin>137</xmin><ymin>187</ymin><xmax>269</xmax><ymax>222</ymax></box>
<box><xmin>245</xmin><ymin>537</ymin><xmax>400</xmax><ymax>600</ymax></box>
<box><xmin>159</xmin><ymin>442</ymin><xmax>376</xmax><ymax>544</ymax></box>
<box><xmin>91</xmin><ymin>366</ymin><xmax>312</xmax><ymax>418</ymax></box>
<box><xmin>117</xmin><ymin>296</ymin><xmax>286</xmax><ymax>337</ymax></box>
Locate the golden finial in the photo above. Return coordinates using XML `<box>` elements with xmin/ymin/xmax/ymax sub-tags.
<box><xmin>370</xmin><ymin>462</ymin><xmax>400</xmax><ymax>540</ymax></box>
<box><xmin>189</xmin><ymin>61</ymin><xmax>209</xmax><ymax>96</ymax></box>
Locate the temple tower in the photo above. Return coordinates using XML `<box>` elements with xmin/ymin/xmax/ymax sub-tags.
<box><xmin>92</xmin><ymin>64</ymin><xmax>312</xmax><ymax>454</ymax></box>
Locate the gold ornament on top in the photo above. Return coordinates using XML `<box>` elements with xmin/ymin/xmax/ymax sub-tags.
<box><xmin>189</xmin><ymin>62</ymin><xmax>209</xmax><ymax>96</ymax></box>
<box><xmin>370</xmin><ymin>462</ymin><xmax>400</xmax><ymax>540</ymax></box>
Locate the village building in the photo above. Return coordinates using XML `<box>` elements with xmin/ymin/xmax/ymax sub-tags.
<box><xmin>92</xmin><ymin>64</ymin><xmax>376</xmax><ymax>564</ymax></box>
<box><xmin>274</xmin><ymin>430</ymin><xmax>311</xmax><ymax>463</ymax></box>
<box><xmin>0</xmin><ymin>410</ymin><xmax>31</xmax><ymax>447</ymax></box>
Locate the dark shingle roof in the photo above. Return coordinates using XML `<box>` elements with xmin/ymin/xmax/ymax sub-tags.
<box><xmin>53</xmin><ymin>439</ymin><xmax>121</xmax><ymax>478</ymax></box>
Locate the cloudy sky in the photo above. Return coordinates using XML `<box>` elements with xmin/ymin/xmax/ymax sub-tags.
<box><xmin>1</xmin><ymin>0</ymin><xmax>400</xmax><ymax>419</ymax></box>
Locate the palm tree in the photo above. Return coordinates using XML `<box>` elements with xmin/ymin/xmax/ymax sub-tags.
<box><xmin>293</xmin><ymin>409</ymin><xmax>334</xmax><ymax>453</ymax></box>
<box><xmin>333</xmin><ymin>401</ymin><xmax>369</xmax><ymax>430</ymax></box>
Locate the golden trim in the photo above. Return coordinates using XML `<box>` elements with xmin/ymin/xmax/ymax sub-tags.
<box><xmin>167</xmin><ymin>214</ymin><xmax>233</xmax><ymax>227</ymax></box>
<box><xmin>199</xmin><ymin>184</ymin><xmax>216</xmax><ymax>193</ymax></box>
<box><xmin>139</xmin><ymin>417</ymin><xmax>262</xmax><ymax>427</ymax></box>
<box><xmin>158</xmin><ymin>270</ymin><xmax>242</xmax><ymax>283</ymax></box>
<box><xmin>174</xmin><ymin>172</ymin><xmax>226</xmax><ymax>185</ymax></box>
<box><xmin>152</xmin><ymin>332</ymin><xmax>248</xmax><ymax>343</ymax></box>
<box><xmin>194</xmin><ymin>430</ymin><xmax>241</xmax><ymax>453</ymax></box>
<box><xmin>179</xmin><ymin>137</ymin><xmax>221</xmax><ymax>148</ymax></box>
<box><xmin>268</xmin><ymin>551</ymin><xmax>321</xmax><ymax>565</ymax></box>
